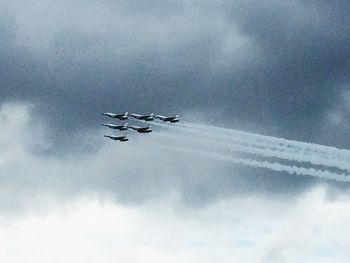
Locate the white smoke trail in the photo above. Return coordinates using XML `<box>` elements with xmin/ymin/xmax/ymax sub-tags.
<box><xmin>153</xmin><ymin>143</ymin><xmax>350</xmax><ymax>183</ymax></box>
<box><xmin>152</xmin><ymin>131</ymin><xmax>350</xmax><ymax>172</ymax></box>
<box><xmin>179</xmin><ymin>122</ymin><xmax>350</xmax><ymax>162</ymax></box>
<box><xmin>151</xmin><ymin>121</ymin><xmax>350</xmax><ymax>170</ymax></box>
<box><xmin>152</xmin><ymin>121</ymin><xmax>319</xmax><ymax>159</ymax></box>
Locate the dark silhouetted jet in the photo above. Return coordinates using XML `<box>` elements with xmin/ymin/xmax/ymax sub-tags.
<box><xmin>155</xmin><ymin>114</ymin><xmax>179</xmax><ymax>123</ymax></box>
<box><xmin>129</xmin><ymin>125</ymin><xmax>152</xmax><ymax>133</ymax></box>
<box><xmin>130</xmin><ymin>113</ymin><xmax>154</xmax><ymax>121</ymax></box>
<box><xmin>102</xmin><ymin>112</ymin><xmax>128</xmax><ymax>120</ymax></box>
<box><xmin>102</xmin><ymin>123</ymin><xmax>128</xmax><ymax>131</ymax></box>
<box><xmin>104</xmin><ymin>135</ymin><xmax>129</xmax><ymax>142</ymax></box>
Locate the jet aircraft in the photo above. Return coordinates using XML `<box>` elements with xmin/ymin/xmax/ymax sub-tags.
<box><xmin>102</xmin><ymin>112</ymin><xmax>128</xmax><ymax>120</ymax></box>
<box><xmin>130</xmin><ymin>113</ymin><xmax>154</xmax><ymax>121</ymax></box>
<box><xmin>104</xmin><ymin>134</ymin><xmax>129</xmax><ymax>142</ymax></box>
<box><xmin>102</xmin><ymin>123</ymin><xmax>128</xmax><ymax>131</ymax></box>
<box><xmin>129</xmin><ymin>125</ymin><xmax>152</xmax><ymax>133</ymax></box>
<box><xmin>155</xmin><ymin>114</ymin><xmax>179</xmax><ymax>123</ymax></box>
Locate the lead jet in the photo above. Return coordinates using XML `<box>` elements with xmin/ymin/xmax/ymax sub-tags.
<box><xmin>155</xmin><ymin>114</ymin><xmax>179</xmax><ymax>123</ymax></box>
<box><xmin>102</xmin><ymin>123</ymin><xmax>128</xmax><ymax>131</ymax></box>
<box><xmin>130</xmin><ymin>113</ymin><xmax>154</xmax><ymax>121</ymax></box>
<box><xmin>129</xmin><ymin>125</ymin><xmax>152</xmax><ymax>133</ymax></box>
<box><xmin>102</xmin><ymin>112</ymin><xmax>128</xmax><ymax>120</ymax></box>
<box><xmin>104</xmin><ymin>134</ymin><xmax>129</xmax><ymax>142</ymax></box>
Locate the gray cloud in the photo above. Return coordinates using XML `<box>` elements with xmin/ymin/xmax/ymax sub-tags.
<box><xmin>223</xmin><ymin>0</ymin><xmax>350</xmax><ymax>140</ymax></box>
<box><xmin>0</xmin><ymin>0</ymin><xmax>349</xmax><ymax>147</ymax></box>
<box><xmin>1</xmin><ymin>0</ymin><xmax>350</xmax><ymax>206</ymax></box>
<box><xmin>2</xmin><ymin>103</ymin><xmax>349</xmax><ymax>214</ymax></box>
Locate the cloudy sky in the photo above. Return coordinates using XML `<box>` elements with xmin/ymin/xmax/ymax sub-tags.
<box><xmin>1</xmin><ymin>0</ymin><xmax>350</xmax><ymax>262</ymax></box>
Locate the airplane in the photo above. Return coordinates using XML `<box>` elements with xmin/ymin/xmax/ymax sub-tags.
<box><xmin>101</xmin><ymin>112</ymin><xmax>128</xmax><ymax>120</ymax></box>
<box><xmin>129</xmin><ymin>125</ymin><xmax>152</xmax><ymax>133</ymax></box>
<box><xmin>155</xmin><ymin>114</ymin><xmax>179</xmax><ymax>123</ymax></box>
<box><xmin>102</xmin><ymin>123</ymin><xmax>128</xmax><ymax>131</ymax></box>
<box><xmin>130</xmin><ymin>113</ymin><xmax>154</xmax><ymax>121</ymax></box>
<box><xmin>104</xmin><ymin>134</ymin><xmax>129</xmax><ymax>142</ymax></box>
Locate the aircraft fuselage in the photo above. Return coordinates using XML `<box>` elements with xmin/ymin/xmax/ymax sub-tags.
<box><xmin>130</xmin><ymin>113</ymin><xmax>154</xmax><ymax>121</ymax></box>
<box><xmin>102</xmin><ymin>123</ymin><xmax>128</xmax><ymax>131</ymax></box>
<box><xmin>155</xmin><ymin>115</ymin><xmax>179</xmax><ymax>123</ymax></box>
<box><xmin>130</xmin><ymin>125</ymin><xmax>152</xmax><ymax>133</ymax></box>
<box><xmin>102</xmin><ymin>112</ymin><xmax>128</xmax><ymax>120</ymax></box>
<box><xmin>104</xmin><ymin>135</ymin><xmax>129</xmax><ymax>142</ymax></box>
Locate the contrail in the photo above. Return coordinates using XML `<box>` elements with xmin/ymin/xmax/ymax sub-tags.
<box><xmin>152</xmin><ymin>121</ymin><xmax>350</xmax><ymax>171</ymax></box>
<box><xmin>178</xmin><ymin>122</ymin><xmax>350</xmax><ymax>162</ymax></box>
<box><xmin>152</xmin><ymin>131</ymin><xmax>350</xmax><ymax>172</ymax></box>
<box><xmin>153</xmin><ymin>143</ymin><xmax>350</xmax><ymax>183</ymax></box>
<box><xmin>152</xmin><ymin>121</ymin><xmax>319</xmax><ymax>158</ymax></box>
<box><xmin>153</xmin><ymin>121</ymin><xmax>350</xmax><ymax>166</ymax></box>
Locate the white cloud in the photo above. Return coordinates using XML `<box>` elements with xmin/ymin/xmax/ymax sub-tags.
<box><xmin>0</xmin><ymin>187</ymin><xmax>349</xmax><ymax>262</ymax></box>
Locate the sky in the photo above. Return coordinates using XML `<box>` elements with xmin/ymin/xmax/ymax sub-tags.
<box><xmin>1</xmin><ymin>0</ymin><xmax>350</xmax><ymax>262</ymax></box>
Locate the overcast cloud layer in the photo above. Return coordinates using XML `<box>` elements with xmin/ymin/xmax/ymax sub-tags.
<box><xmin>1</xmin><ymin>1</ymin><xmax>350</xmax><ymax>261</ymax></box>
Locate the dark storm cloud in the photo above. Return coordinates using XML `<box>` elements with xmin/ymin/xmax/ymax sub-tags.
<box><xmin>1</xmin><ymin>0</ymin><xmax>350</xmax><ymax>149</ymax></box>
<box><xmin>0</xmin><ymin>0</ymin><xmax>236</xmax><ymax>145</ymax></box>
<box><xmin>222</xmin><ymin>0</ymin><xmax>350</xmax><ymax>143</ymax></box>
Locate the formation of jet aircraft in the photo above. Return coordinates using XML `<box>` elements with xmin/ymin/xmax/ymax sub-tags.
<box><xmin>102</xmin><ymin>112</ymin><xmax>179</xmax><ymax>142</ymax></box>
